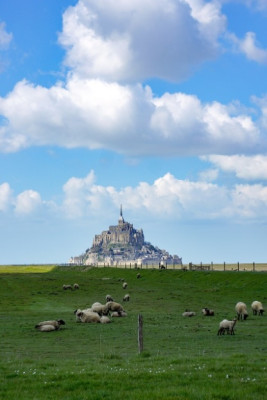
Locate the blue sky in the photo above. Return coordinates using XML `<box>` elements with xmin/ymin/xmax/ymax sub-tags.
<box><xmin>0</xmin><ymin>0</ymin><xmax>267</xmax><ymax>264</ymax></box>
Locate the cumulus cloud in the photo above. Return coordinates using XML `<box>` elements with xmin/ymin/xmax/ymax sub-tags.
<box><xmin>202</xmin><ymin>154</ymin><xmax>267</xmax><ymax>180</ymax></box>
<box><xmin>229</xmin><ymin>31</ymin><xmax>267</xmax><ymax>64</ymax></box>
<box><xmin>61</xmin><ymin>170</ymin><xmax>267</xmax><ymax>221</ymax></box>
<box><xmin>59</xmin><ymin>0</ymin><xmax>225</xmax><ymax>82</ymax></box>
<box><xmin>14</xmin><ymin>190</ymin><xmax>42</xmax><ymax>215</ymax></box>
<box><xmin>0</xmin><ymin>78</ymin><xmax>262</xmax><ymax>155</ymax></box>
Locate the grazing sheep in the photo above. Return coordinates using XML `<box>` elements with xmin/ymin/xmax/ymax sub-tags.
<box><xmin>35</xmin><ymin>319</ymin><xmax>65</xmax><ymax>329</ymax></box>
<box><xmin>100</xmin><ymin>316</ymin><xmax>111</xmax><ymax>324</ymax></box>
<box><xmin>235</xmin><ymin>302</ymin><xmax>248</xmax><ymax>320</ymax></box>
<box><xmin>122</xmin><ymin>282</ymin><xmax>128</xmax><ymax>289</ymax></box>
<box><xmin>251</xmin><ymin>301</ymin><xmax>264</xmax><ymax>316</ymax></box>
<box><xmin>137</xmin><ymin>273</ymin><xmax>141</xmax><ymax>279</ymax></box>
<box><xmin>123</xmin><ymin>294</ymin><xmax>130</xmax><ymax>302</ymax></box>
<box><xmin>106</xmin><ymin>301</ymin><xmax>125</xmax><ymax>313</ymax></box>
<box><xmin>182</xmin><ymin>311</ymin><xmax>196</xmax><ymax>317</ymax></box>
<box><xmin>111</xmin><ymin>311</ymin><xmax>128</xmax><ymax>317</ymax></box>
<box><xmin>63</xmin><ymin>284</ymin><xmax>72</xmax><ymax>290</ymax></box>
<box><xmin>73</xmin><ymin>283</ymin><xmax>79</xmax><ymax>290</ymax></box>
<box><xmin>106</xmin><ymin>294</ymin><xmax>114</xmax><ymax>302</ymax></box>
<box><xmin>91</xmin><ymin>303</ymin><xmax>109</xmax><ymax>316</ymax></box>
<box><xmin>75</xmin><ymin>310</ymin><xmax>101</xmax><ymax>323</ymax></box>
<box><xmin>217</xmin><ymin>318</ymin><xmax>237</xmax><ymax>335</ymax></box>
<box><xmin>202</xmin><ymin>307</ymin><xmax>214</xmax><ymax>316</ymax></box>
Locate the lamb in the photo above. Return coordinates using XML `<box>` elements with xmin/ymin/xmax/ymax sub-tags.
<box><xmin>202</xmin><ymin>307</ymin><xmax>214</xmax><ymax>316</ymax></box>
<box><xmin>182</xmin><ymin>311</ymin><xmax>196</xmax><ymax>317</ymax></box>
<box><xmin>122</xmin><ymin>282</ymin><xmax>128</xmax><ymax>289</ymax></box>
<box><xmin>251</xmin><ymin>301</ymin><xmax>264</xmax><ymax>316</ymax></box>
<box><xmin>106</xmin><ymin>294</ymin><xmax>114</xmax><ymax>302</ymax></box>
<box><xmin>73</xmin><ymin>283</ymin><xmax>79</xmax><ymax>290</ymax></box>
<box><xmin>217</xmin><ymin>318</ymin><xmax>237</xmax><ymax>335</ymax></box>
<box><xmin>111</xmin><ymin>311</ymin><xmax>127</xmax><ymax>317</ymax></box>
<box><xmin>63</xmin><ymin>284</ymin><xmax>72</xmax><ymax>290</ymax></box>
<box><xmin>75</xmin><ymin>310</ymin><xmax>101</xmax><ymax>323</ymax></box>
<box><xmin>123</xmin><ymin>294</ymin><xmax>130</xmax><ymax>302</ymax></box>
<box><xmin>100</xmin><ymin>316</ymin><xmax>111</xmax><ymax>324</ymax></box>
<box><xmin>106</xmin><ymin>301</ymin><xmax>125</xmax><ymax>313</ymax></box>
<box><xmin>35</xmin><ymin>319</ymin><xmax>65</xmax><ymax>332</ymax></box>
<box><xmin>235</xmin><ymin>302</ymin><xmax>248</xmax><ymax>320</ymax></box>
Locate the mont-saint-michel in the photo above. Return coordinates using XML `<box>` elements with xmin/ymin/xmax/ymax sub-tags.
<box><xmin>70</xmin><ymin>207</ymin><xmax>182</xmax><ymax>267</ymax></box>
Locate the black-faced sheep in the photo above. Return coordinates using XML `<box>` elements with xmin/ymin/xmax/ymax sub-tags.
<box><xmin>36</xmin><ymin>324</ymin><xmax>58</xmax><ymax>332</ymax></box>
<box><xmin>217</xmin><ymin>318</ymin><xmax>237</xmax><ymax>335</ymax></box>
<box><xmin>73</xmin><ymin>283</ymin><xmax>79</xmax><ymax>290</ymax></box>
<box><xmin>106</xmin><ymin>294</ymin><xmax>114</xmax><ymax>302</ymax></box>
<box><xmin>123</xmin><ymin>294</ymin><xmax>130</xmax><ymax>302</ymax></box>
<box><xmin>91</xmin><ymin>303</ymin><xmax>109</xmax><ymax>316</ymax></box>
<box><xmin>63</xmin><ymin>284</ymin><xmax>72</xmax><ymax>290</ymax></box>
<box><xmin>75</xmin><ymin>310</ymin><xmax>101</xmax><ymax>323</ymax></box>
<box><xmin>251</xmin><ymin>301</ymin><xmax>264</xmax><ymax>316</ymax></box>
<box><xmin>182</xmin><ymin>311</ymin><xmax>196</xmax><ymax>317</ymax></box>
<box><xmin>122</xmin><ymin>282</ymin><xmax>128</xmax><ymax>289</ymax></box>
<box><xmin>106</xmin><ymin>301</ymin><xmax>125</xmax><ymax>313</ymax></box>
<box><xmin>202</xmin><ymin>307</ymin><xmax>214</xmax><ymax>316</ymax></box>
<box><xmin>35</xmin><ymin>319</ymin><xmax>65</xmax><ymax>332</ymax></box>
<box><xmin>137</xmin><ymin>273</ymin><xmax>141</xmax><ymax>279</ymax></box>
<box><xmin>235</xmin><ymin>302</ymin><xmax>248</xmax><ymax>320</ymax></box>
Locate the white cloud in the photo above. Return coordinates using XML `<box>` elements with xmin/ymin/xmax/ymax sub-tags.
<box><xmin>59</xmin><ymin>0</ymin><xmax>225</xmax><ymax>82</ymax></box>
<box><xmin>0</xmin><ymin>78</ymin><xmax>262</xmax><ymax>156</ymax></box>
<box><xmin>202</xmin><ymin>154</ymin><xmax>267</xmax><ymax>180</ymax></box>
<box><xmin>0</xmin><ymin>22</ymin><xmax>12</xmax><ymax>50</ymax></box>
<box><xmin>15</xmin><ymin>190</ymin><xmax>42</xmax><ymax>215</ymax></box>
<box><xmin>0</xmin><ymin>182</ymin><xmax>12</xmax><ymax>211</ymax></box>
<box><xmin>199</xmin><ymin>168</ymin><xmax>219</xmax><ymax>182</ymax></box>
<box><xmin>229</xmin><ymin>31</ymin><xmax>267</xmax><ymax>64</ymax></box>
<box><xmin>60</xmin><ymin>170</ymin><xmax>267</xmax><ymax>221</ymax></box>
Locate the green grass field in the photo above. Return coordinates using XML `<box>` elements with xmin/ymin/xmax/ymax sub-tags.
<box><xmin>0</xmin><ymin>265</ymin><xmax>266</xmax><ymax>399</ymax></box>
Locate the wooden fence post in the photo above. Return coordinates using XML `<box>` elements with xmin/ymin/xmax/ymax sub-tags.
<box><xmin>253</xmin><ymin>262</ymin><xmax>255</xmax><ymax>272</ymax></box>
<box><xmin>138</xmin><ymin>314</ymin><xmax>143</xmax><ymax>354</ymax></box>
<box><xmin>237</xmin><ymin>262</ymin><xmax>239</xmax><ymax>271</ymax></box>
<box><xmin>224</xmin><ymin>262</ymin><xmax>226</xmax><ymax>271</ymax></box>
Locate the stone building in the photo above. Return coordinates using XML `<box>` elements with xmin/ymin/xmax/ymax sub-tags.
<box><xmin>72</xmin><ymin>206</ymin><xmax>182</xmax><ymax>267</ymax></box>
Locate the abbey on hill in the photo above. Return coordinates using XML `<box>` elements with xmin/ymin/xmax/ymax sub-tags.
<box><xmin>70</xmin><ymin>206</ymin><xmax>182</xmax><ymax>266</ymax></box>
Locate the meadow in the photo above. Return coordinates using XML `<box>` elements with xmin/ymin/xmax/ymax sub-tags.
<box><xmin>0</xmin><ymin>265</ymin><xmax>266</xmax><ymax>400</ymax></box>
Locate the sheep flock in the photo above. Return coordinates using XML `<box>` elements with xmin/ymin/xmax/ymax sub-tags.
<box><xmin>35</xmin><ymin>275</ymin><xmax>264</xmax><ymax>338</ymax></box>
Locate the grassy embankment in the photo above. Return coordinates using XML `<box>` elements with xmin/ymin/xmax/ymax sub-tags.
<box><xmin>0</xmin><ymin>265</ymin><xmax>266</xmax><ymax>400</ymax></box>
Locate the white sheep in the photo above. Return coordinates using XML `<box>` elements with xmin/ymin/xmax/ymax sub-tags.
<box><xmin>106</xmin><ymin>294</ymin><xmax>114</xmax><ymax>302</ymax></box>
<box><xmin>35</xmin><ymin>319</ymin><xmax>65</xmax><ymax>329</ymax></box>
<box><xmin>91</xmin><ymin>302</ymin><xmax>102</xmax><ymax>308</ymax></box>
<box><xmin>91</xmin><ymin>303</ymin><xmax>109</xmax><ymax>316</ymax></box>
<box><xmin>73</xmin><ymin>283</ymin><xmax>79</xmax><ymax>290</ymax></box>
<box><xmin>106</xmin><ymin>301</ymin><xmax>125</xmax><ymax>313</ymax></box>
<box><xmin>100</xmin><ymin>316</ymin><xmax>111</xmax><ymax>324</ymax></box>
<box><xmin>182</xmin><ymin>311</ymin><xmax>196</xmax><ymax>317</ymax></box>
<box><xmin>217</xmin><ymin>318</ymin><xmax>237</xmax><ymax>335</ymax></box>
<box><xmin>251</xmin><ymin>301</ymin><xmax>264</xmax><ymax>316</ymax></box>
<box><xmin>235</xmin><ymin>302</ymin><xmax>248</xmax><ymax>320</ymax></box>
<box><xmin>36</xmin><ymin>324</ymin><xmax>58</xmax><ymax>332</ymax></box>
<box><xmin>35</xmin><ymin>319</ymin><xmax>65</xmax><ymax>332</ymax></box>
<box><xmin>111</xmin><ymin>311</ymin><xmax>127</xmax><ymax>317</ymax></box>
<box><xmin>63</xmin><ymin>284</ymin><xmax>72</xmax><ymax>290</ymax></box>
<box><xmin>74</xmin><ymin>308</ymin><xmax>94</xmax><ymax>322</ymax></box>
<box><xmin>75</xmin><ymin>310</ymin><xmax>101</xmax><ymax>323</ymax></box>
<box><xmin>202</xmin><ymin>308</ymin><xmax>214</xmax><ymax>316</ymax></box>
<box><xmin>123</xmin><ymin>294</ymin><xmax>130</xmax><ymax>302</ymax></box>
<box><xmin>122</xmin><ymin>282</ymin><xmax>128</xmax><ymax>289</ymax></box>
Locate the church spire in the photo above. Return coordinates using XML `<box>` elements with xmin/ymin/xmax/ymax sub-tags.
<box><xmin>119</xmin><ymin>204</ymin><xmax>124</xmax><ymax>224</ymax></box>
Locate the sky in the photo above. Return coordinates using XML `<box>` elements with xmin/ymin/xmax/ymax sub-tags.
<box><xmin>0</xmin><ymin>0</ymin><xmax>267</xmax><ymax>265</ymax></box>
